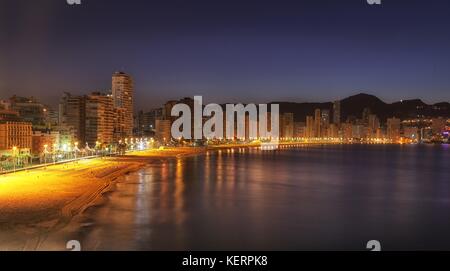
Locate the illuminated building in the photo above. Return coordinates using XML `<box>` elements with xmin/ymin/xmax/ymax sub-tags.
<box><xmin>0</xmin><ymin>99</ymin><xmax>11</xmax><ymax>110</ymax></box>
<box><xmin>163</xmin><ymin>98</ymin><xmax>196</xmax><ymax>139</ymax></box>
<box><xmin>8</xmin><ymin>95</ymin><xmax>48</xmax><ymax>128</ymax></box>
<box><xmin>135</xmin><ymin>108</ymin><xmax>164</xmax><ymax>137</ymax></box>
<box><xmin>328</xmin><ymin>123</ymin><xmax>339</xmax><ymax>138</ymax></box>
<box><xmin>46</xmin><ymin>108</ymin><xmax>59</xmax><ymax>128</ymax></box>
<box><xmin>314</xmin><ymin>109</ymin><xmax>321</xmax><ymax>137</ymax></box>
<box><xmin>85</xmin><ymin>92</ymin><xmax>114</xmax><ymax>146</ymax></box>
<box><xmin>376</xmin><ymin>128</ymin><xmax>383</xmax><ymax>139</ymax></box>
<box><xmin>258</xmin><ymin>111</ymin><xmax>272</xmax><ymax>140</ymax></box>
<box><xmin>306</xmin><ymin>116</ymin><xmax>314</xmax><ymax>138</ymax></box>
<box><xmin>368</xmin><ymin>114</ymin><xmax>380</xmax><ymax>138</ymax></box>
<box><xmin>59</xmin><ymin>93</ymin><xmax>86</xmax><ymax>143</ymax></box>
<box><xmin>352</xmin><ymin>124</ymin><xmax>367</xmax><ymax>140</ymax></box>
<box><xmin>112</xmin><ymin>71</ymin><xmax>134</xmax><ymax>139</ymax></box>
<box><xmin>59</xmin><ymin>92</ymin><xmax>114</xmax><ymax>146</ymax></box>
<box><xmin>294</xmin><ymin>122</ymin><xmax>306</xmax><ymax>138</ymax></box>
<box><xmin>431</xmin><ymin>117</ymin><xmax>446</xmax><ymax>135</ymax></box>
<box><xmin>321</xmin><ymin>109</ymin><xmax>330</xmax><ymax>137</ymax></box>
<box><xmin>387</xmin><ymin>117</ymin><xmax>401</xmax><ymax>142</ymax></box>
<box><xmin>341</xmin><ymin>122</ymin><xmax>353</xmax><ymax>140</ymax></box>
<box><xmin>148</xmin><ymin>108</ymin><xmax>163</xmax><ymax>133</ymax></box>
<box><xmin>163</xmin><ymin>100</ymin><xmax>178</xmax><ymax>121</ymax></box>
<box><xmin>32</xmin><ymin>131</ymin><xmax>59</xmax><ymax>155</ymax></box>
<box><xmin>362</xmin><ymin>107</ymin><xmax>371</xmax><ymax>125</ymax></box>
<box><xmin>402</xmin><ymin>127</ymin><xmax>418</xmax><ymax>141</ymax></box>
<box><xmin>280</xmin><ymin>113</ymin><xmax>294</xmax><ymax>139</ymax></box>
<box><xmin>155</xmin><ymin>119</ymin><xmax>172</xmax><ymax>142</ymax></box>
<box><xmin>135</xmin><ymin>111</ymin><xmax>144</xmax><ymax>136</ymax></box>
<box><xmin>244</xmin><ymin>114</ymin><xmax>259</xmax><ymax>141</ymax></box>
<box><xmin>0</xmin><ymin>121</ymin><xmax>32</xmax><ymax>150</ymax></box>
<box><xmin>0</xmin><ymin>109</ymin><xmax>19</xmax><ymax>120</ymax></box>
<box><xmin>52</xmin><ymin>125</ymin><xmax>75</xmax><ymax>147</ymax></box>
<box><xmin>333</xmin><ymin>100</ymin><xmax>341</xmax><ymax>125</ymax></box>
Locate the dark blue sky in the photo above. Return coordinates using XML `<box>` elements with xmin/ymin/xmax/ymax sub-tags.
<box><xmin>1</xmin><ymin>0</ymin><xmax>449</xmax><ymax>109</ymax></box>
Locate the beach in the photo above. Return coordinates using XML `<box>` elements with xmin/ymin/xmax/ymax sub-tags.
<box><xmin>0</xmin><ymin>147</ymin><xmax>205</xmax><ymax>250</ymax></box>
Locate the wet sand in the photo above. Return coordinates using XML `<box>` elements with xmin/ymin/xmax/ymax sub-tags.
<box><xmin>0</xmin><ymin>147</ymin><xmax>205</xmax><ymax>250</ymax></box>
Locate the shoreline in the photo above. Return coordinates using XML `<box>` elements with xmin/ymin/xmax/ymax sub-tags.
<box><xmin>0</xmin><ymin>143</ymin><xmax>432</xmax><ymax>250</ymax></box>
<box><xmin>0</xmin><ymin>147</ymin><xmax>206</xmax><ymax>250</ymax></box>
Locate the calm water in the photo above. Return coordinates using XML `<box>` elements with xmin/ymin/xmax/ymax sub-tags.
<box><xmin>44</xmin><ymin>144</ymin><xmax>450</xmax><ymax>250</ymax></box>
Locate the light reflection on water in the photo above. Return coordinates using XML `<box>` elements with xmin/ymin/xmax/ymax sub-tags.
<box><xmin>43</xmin><ymin>144</ymin><xmax>450</xmax><ymax>250</ymax></box>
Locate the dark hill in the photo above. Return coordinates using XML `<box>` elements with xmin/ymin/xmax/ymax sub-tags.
<box><xmin>271</xmin><ymin>93</ymin><xmax>449</xmax><ymax>124</ymax></box>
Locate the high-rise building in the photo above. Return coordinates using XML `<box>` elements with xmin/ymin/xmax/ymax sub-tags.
<box><xmin>147</xmin><ymin>108</ymin><xmax>163</xmax><ymax>132</ymax></box>
<box><xmin>163</xmin><ymin>100</ymin><xmax>178</xmax><ymax>121</ymax></box>
<box><xmin>362</xmin><ymin>107</ymin><xmax>371</xmax><ymax>125</ymax></box>
<box><xmin>112</xmin><ymin>72</ymin><xmax>134</xmax><ymax>139</ymax></box>
<box><xmin>306</xmin><ymin>116</ymin><xmax>314</xmax><ymax>138</ymax></box>
<box><xmin>352</xmin><ymin>124</ymin><xmax>366</xmax><ymax>139</ymax></box>
<box><xmin>85</xmin><ymin>92</ymin><xmax>114</xmax><ymax>146</ymax></box>
<box><xmin>294</xmin><ymin>122</ymin><xmax>306</xmax><ymax>138</ymax></box>
<box><xmin>321</xmin><ymin>109</ymin><xmax>330</xmax><ymax>136</ymax></box>
<box><xmin>163</xmin><ymin>98</ymin><xmax>196</xmax><ymax>139</ymax></box>
<box><xmin>46</xmin><ymin>108</ymin><xmax>59</xmax><ymax>128</ymax></box>
<box><xmin>58</xmin><ymin>92</ymin><xmax>115</xmax><ymax>147</ymax></box>
<box><xmin>59</xmin><ymin>93</ymin><xmax>86</xmax><ymax>143</ymax></box>
<box><xmin>9</xmin><ymin>95</ymin><xmax>48</xmax><ymax>128</ymax></box>
<box><xmin>243</xmin><ymin>113</ymin><xmax>259</xmax><ymax>141</ymax></box>
<box><xmin>333</xmin><ymin>100</ymin><xmax>341</xmax><ymax>125</ymax></box>
<box><xmin>135</xmin><ymin>110</ymin><xmax>144</xmax><ymax>137</ymax></box>
<box><xmin>328</xmin><ymin>123</ymin><xmax>339</xmax><ymax>138</ymax></box>
<box><xmin>155</xmin><ymin>119</ymin><xmax>172</xmax><ymax>143</ymax></box>
<box><xmin>387</xmin><ymin>117</ymin><xmax>401</xmax><ymax>142</ymax></box>
<box><xmin>341</xmin><ymin>122</ymin><xmax>353</xmax><ymax>140</ymax></box>
<box><xmin>280</xmin><ymin>113</ymin><xmax>294</xmax><ymax>139</ymax></box>
<box><xmin>321</xmin><ymin>109</ymin><xmax>330</xmax><ymax>126</ymax></box>
<box><xmin>314</xmin><ymin>109</ymin><xmax>321</xmax><ymax>138</ymax></box>
<box><xmin>368</xmin><ymin>114</ymin><xmax>380</xmax><ymax>138</ymax></box>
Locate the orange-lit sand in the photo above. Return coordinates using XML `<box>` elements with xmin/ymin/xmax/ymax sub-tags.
<box><xmin>0</xmin><ymin>147</ymin><xmax>204</xmax><ymax>250</ymax></box>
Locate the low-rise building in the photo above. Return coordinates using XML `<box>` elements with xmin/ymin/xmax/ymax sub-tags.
<box><xmin>0</xmin><ymin>121</ymin><xmax>32</xmax><ymax>151</ymax></box>
<box><xmin>32</xmin><ymin>131</ymin><xmax>60</xmax><ymax>155</ymax></box>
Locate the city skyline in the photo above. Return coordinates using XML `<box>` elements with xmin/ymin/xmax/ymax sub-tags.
<box><xmin>2</xmin><ymin>0</ymin><xmax>450</xmax><ymax>254</ymax></box>
<box><xmin>4</xmin><ymin>77</ymin><xmax>449</xmax><ymax>151</ymax></box>
<box><xmin>1</xmin><ymin>70</ymin><xmax>448</xmax><ymax>161</ymax></box>
<box><xmin>1</xmin><ymin>0</ymin><xmax>450</xmax><ymax>109</ymax></box>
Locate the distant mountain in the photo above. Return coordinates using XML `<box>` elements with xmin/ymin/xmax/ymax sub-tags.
<box><xmin>340</xmin><ymin>93</ymin><xmax>389</xmax><ymax>121</ymax></box>
<box><xmin>272</xmin><ymin>93</ymin><xmax>449</xmax><ymax>123</ymax></box>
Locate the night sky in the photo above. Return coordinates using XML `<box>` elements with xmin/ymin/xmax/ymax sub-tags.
<box><xmin>1</xmin><ymin>0</ymin><xmax>450</xmax><ymax>110</ymax></box>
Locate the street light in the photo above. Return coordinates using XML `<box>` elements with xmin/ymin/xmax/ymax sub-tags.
<box><xmin>62</xmin><ymin>144</ymin><xmax>69</xmax><ymax>160</ymax></box>
<box><xmin>43</xmin><ymin>144</ymin><xmax>48</xmax><ymax>163</ymax></box>
<box><xmin>53</xmin><ymin>143</ymin><xmax>58</xmax><ymax>163</ymax></box>
<box><xmin>74</xmin><ymin>142</ymin><xmax>79</xmax><ymax>159</ymax></box>
<box><xmin>12</xmin><ymin>146</ymin><xmax>17</xmax><ymax>172</ymax></box>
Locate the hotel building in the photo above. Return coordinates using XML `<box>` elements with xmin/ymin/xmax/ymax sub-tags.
<box><xmin>112</xmin><ymin>72</ymin><xmax>134</xmax><ymax>140</ymax></box>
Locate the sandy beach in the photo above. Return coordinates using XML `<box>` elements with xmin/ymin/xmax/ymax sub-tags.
<box><xmin>0</xmin><ymin>147</ymin><xmax>205</xmax><ymax>250</ymax></box>
<box><xmin>0</xmin><ymin>142</ymin><xmax>358</xmax><ymax>250</ymax></box>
